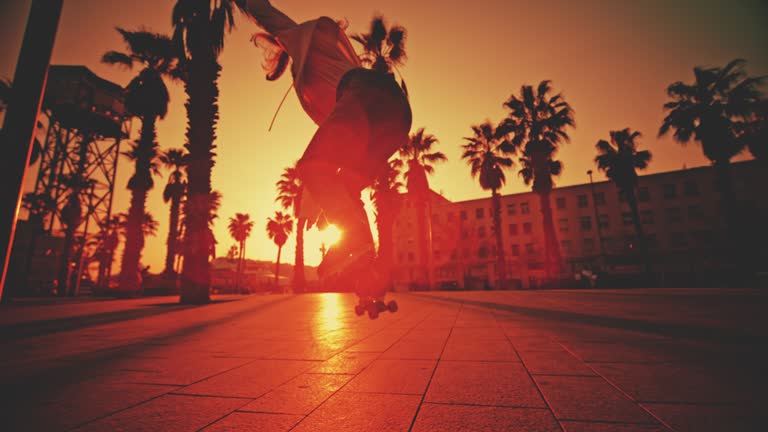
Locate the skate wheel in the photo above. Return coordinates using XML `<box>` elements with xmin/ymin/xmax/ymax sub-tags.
<box><xmin>354</xmin><ymin>304</ymin><xmax>365</xmax><ymax>316</ymax></box>
<box><xmin>387</xmin><ymin>300</ymin><xmax>398</xmax><ymax>313</ymax></box>
<box><xmin>376</xmin><ymin>301</ymin><xmax>387</xmax><ymax>312</ymax></box>
<box><xmin>366</xmin><ymin>303</ymin><xmax>379</xmax><ymax>319</ymax></box>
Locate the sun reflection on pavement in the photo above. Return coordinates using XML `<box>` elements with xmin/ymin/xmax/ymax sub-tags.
<box><xmin>314</xmin><ymin>293</ymin><xmax>346</xmax><ymax>333</ymax></box>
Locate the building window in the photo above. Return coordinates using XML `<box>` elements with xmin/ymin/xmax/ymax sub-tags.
<box><xmin>641</xmin><ymin>210</ymin><xmax>654</xmax><ymax>225</ymax></box>
<box><xmin>683</xmin><ymin>181</ymin><xmax>699</xmax><ymax>196</ymax></box>
<box><xmin>407</xmin><ymin>252</ymin><xmax>414</xmax><ymax>262</ymax></box>
<box><xmin>671</xmin><ymin>232</ymin><xmax>688</xmax><ymax>248</ymax></box>
<box><xmin>598</xmin><ymin>214</ymin><xmax>609</xmax><ymax>228</ymax></box>
<box><xmin>478</xmin><ymin>246</ymin><xmax>488</xmax><ymax>258</ymax></box>
<box><xmin>622</xmin><ymin>212</ymin><xmax>634</xmax><ymax>226</ymax></box>
<box><xmin>521</xmin><ymin>202</ymin><xmax>530</xmax><ymax>214</ymax></box>
<box><xmin>511</xmin><ymin>244</ymin><xmax>520</xmax><ymax>256</ymax></box>
<box><xmin>525</xmin><ymin>243</ymin><xmax>534</xmax><ymax>254</ymax></box>
<box><xmin>507</xmin><ymin>203</ymin><xmax>516</xmax><ymax>215</ymax></box>
<box><xmin>666</xmin><ymin>207</ymin><xmax>681</xmax><ymax>223</ymax></box>
<box><xmin>556</xmin><ymin>197</ymin><xmax>566</xmax><ymax>210</ymax></box>
<box><xmin>398</xmin><ymin>253</ymin><xmax>404</xmax><ymax>263</ymax></box>
<box><xmin>460</xmin><ymin>210</ymin><xmax>468</xmax><ymax>220</ymax></box>
<box><xmin>580</xmin><ymin>216</ymin><xmax>592</xmax><ymax>231</ymax></box>
<box><xmin>477</xmin><ymin>226</ymin><xmax>486</xmax><ymax>238</ymax></box>
<box><xmin>646</xmin><ymin>234</ymin><xmax>657</xmax><ymax>249</ymax></box>
<box><xmin>447</xmin><ymin>212</ymin><xmax>455</xmax><ymax>222</ymax></box>
<box><xmin>463</xmin><ymin>248</ymin><xmax>470</xmax><ymax>258</ymax></box>
<box><xmin>476</xmin><ymin>208</ymin><xmax>484</xmax><ymax>219</ymax></box>
<box><xmin>432</xmin><ymin>214</ymin><xmax>440</xmax><ymax>225</ymax></box>
<box><xmin>594</xmin><ymin>192</ymin><xmax>606</xmax><ymax>206</ymax></box>
<box><xmin>663</xmin><ymin>183</ymin><xmax>677</xmax><ymax>199</ymax></box>
<box><xmin>561</xmin><ymin>240</ymin><xmax>572</xmax><ymax>254</ymax></box>
<box><xmin>638</xmin><ymin>187</ymin><xmax>650</xmax><ymax>202</ymax></box>
<box><xmin>433</xmin><ymin>250</ymin><xmax>441</xmax><ymax>260</ymax></box>
<box><xmin>523</xmin><ymin>222</ymin><xmax>532</xmax><ymax>234</ymax></box>
<box><xmin>509</xmin><ymin>223</ymin><xmax>518</xmax><ymax>236</ymax></box>
<box><xmin>558</xmin><ymin>218</ymin><xmax>568</xmax><ymax>232</ymax></box>
<box><xmin>450</xmin><ymin>249</ymin><xmax>457</xmax><ymax>261</ymax></box>
<box><xmin>461</xmin><ymin>229</ymin><xmax>470</xmax><ymax>239</ymax></box>
<box><xmin>583</xmin><ymin>238</ymin><xmax>595</xmax><ymax>254</ymax></box>
<box><xmin>578</xmin><ymin>194</ymin><xmax>588</xmax><ymax>208</ymax></box>
<box><xmin>688</xmin><ymin>204</ymin><xmax>704</xmax><ymax>221</ymax></box>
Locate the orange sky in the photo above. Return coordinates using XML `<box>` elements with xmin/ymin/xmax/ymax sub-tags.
<box><xmin>1</xmin><ymin>0</ymin><xmax>766</xmax><ymax>270</ymax></box>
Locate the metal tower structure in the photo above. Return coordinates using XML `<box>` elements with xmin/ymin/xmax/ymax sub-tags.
<box><xmin>30</xmin><ymin>65</ymin><xmax>131</xmax><ymax>292</ymax></box>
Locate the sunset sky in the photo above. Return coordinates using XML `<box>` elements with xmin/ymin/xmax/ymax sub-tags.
<box><xmin>1</xmin><ymin>0</ymin><xmax>766</xmax><ymax>271</ymax></box>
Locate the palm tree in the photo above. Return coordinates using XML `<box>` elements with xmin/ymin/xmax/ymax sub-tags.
<box><xmin>462</xmin><ymin>121</ymin><xmax>517</xmax><ymax>288</ymax></box>
<box><xmin>266</xmin><ymin>211</ymin><xmax>293</xmax><ymax>291</ymax></box>
<box><xmin>351</xmin><ymin>16</ymin><xmax>407</xmax><ymax>74</ymax></box>
<box><xmin>227</xmin><ymin>213</ymin><xmax>254</xmax><ymax>292</ymax></box>
<box><xmin>595</xmin><ymin>128</ymin><xmax>652</xmax><ymax>270</ymax></box>
<box><xmin>502</xmin><ymin>80</ymin><xmax>575</xmax><ymax>279</ymax></box>
<box><xmin>276</xmin><ymin>164</ymin><xmax>306</xmax><ymax>293</ymax></box>
<box><xmin>103</xmin><ymin>28</ymin><xmax>177</xmax><ymax>293</ymax></box>
<box><xmin>743</xmin><ymin>99</ymin><xmax>767</xmax><ymax>162</ymax></box>
<box><xmin>159</xmin><ymin>148</ymin><xmax>187</xmax><ymax>275</ymax></box>
<box><xmin>172</xmin><ymin>0</ymin><xmax>237</xmax><ymax>304</ymax></box>
<box><xmin>398</xmin><ymin>128</ymin><xmax>447</xmax><ymax>288</ymax></box>
<box><xmin>659</xmin><ymin>59</ymin><xmax>764</xmax><ymax>233</ymax></box>
<box><xmin>370</xmin><ymin>158</ymin><xmax>404</xmax><ymax>284</ymax></box>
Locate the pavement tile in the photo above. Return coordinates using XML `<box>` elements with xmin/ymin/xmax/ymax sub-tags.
<box><xmin>592</xmin><ymin>363</ymin><xmax>755</xmax><ymax>403</ymax></box>
<box><xmin>202</xmin><ymin>412</ymin><xmax>303</xmax><ymax>431</ymax></box>
<box><xmin>644</xmin><ymin>403</ymin><xmax>762</xmax><ymax>432</ymax></box>
<box><xmin>449</xmin><ymin>327</ymin><xmax>507</xmax><ymax>340</ymax></box>
<box><xmin>343</xmin><ymin>359</ymin><xmax>436</xmax><ymax>395</ymax></box>
<box><xmin>518</xmin><ymin>350</ymin><xmax>597</xmax><ymax>376</ymax></box>
<box><xmin>108</xmin><ymin>355</ymin><xmax>251</xmax><ymax>386</ymax></box>
<box><xmin>381</xmin><ymin>339</ymin><xmax>446</xmax><ymax>359</ymax></box>
<box><xmin>442</xmin><ymin>336</ymin><xmax>520</xmax><ymax>361</ymax></box>
<box><xmin>263</xmin><ymin>341</ymin><xmax>346</xmax><ymax>361</ymax></box>
<box><xmin>310</xmin><ymin>351</ymin><xmax>379</xmax><ymax>374</ymax></box>
<box><xmin>562</xmin><ymin>341</ymin><xmax>677</xmax><ymax>363</ymax></box>
<box><xmin>534</xmin><ymin>375</ymin><xmax>656</xmax><ymax>423</ymax></box>
<box><xmin>291</xmin><ymin>391</ymin><xmax>420</xmax><ymax>432</ymax></box>
<box><xmin>241</xmin><ymin>373</ymin><xmax>352</xmax><ymax>415</ymax></box>
<box><xmin>426</xmin><ymin>361</ymin><xmax>545</xmax><ymax>408</ymax></box>
<box><xmin>178</xmin><ymin>359</ymin><xmax>318</xmax><ymax>398</ymax></box>
<box><xmin>72</xmin><ymin>394</ymin><xmax>247</xmax><ymax>432</ymax></box>
<box><xmin>509</xmin><ymin>337</ymin><xmax>564</xmax><ymax>352</ymax></box>
<box><xmin>562</xmin><ymin>421</ymin><xmax>669</xmax><ymax>431</ymax></box>
<box><xmin>3</xmin><ymin>381</ymin><xmax>175</xmax><ymax>431</ymax></box>
<box><xmin>346</xmin><ymin>329</ymin><xmax>409</xmax><ymax>352</ymax></box>
<box><xmin>411</xmin><ymin>403</ymin><xmax>560</xmax><ymax>432</ymax></box>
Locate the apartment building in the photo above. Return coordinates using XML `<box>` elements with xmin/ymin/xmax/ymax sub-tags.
<box><xmin>391</xmin><ymin>160</ymin><xmax>766</xmax><ymax>289</ymax></box>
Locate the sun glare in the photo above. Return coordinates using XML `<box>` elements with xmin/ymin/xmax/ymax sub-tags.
<box><xmin>319</xmin><ymin>224</ymin><xmax>342</xmax><ymax>246</ymax></box>
<box><xmin>314</xmin><ymin>293</ymin><xmax>346</xmax><ymax>333</ymax></box>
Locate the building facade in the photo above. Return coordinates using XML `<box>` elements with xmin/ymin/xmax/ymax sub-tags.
<box><xmin>391</xmin><ymin>161</ymin><xmax>767</xmax><ymax>289</ymax></box>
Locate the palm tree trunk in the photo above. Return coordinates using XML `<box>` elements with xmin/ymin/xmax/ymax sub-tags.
<box><xmin>492</xmin><ymin>189</ymin><xmax>507</xmax><ymax>289</ymax></box>
<box><xmin>713</xmin><ymin>159</ymin><xmax>740</xmax><ymax>271</ymax></box>
<box><xmin>163</xmin><ymin>195</ymin><xmax>181</xmax><ymax>275</ymax></box>
<box><xmin>539</xmin><ymin>190</ymin><xmax>562</xmax><ymax>279</ymax></box>
<box><xmin>236</xmin><ymin>239</ymin><xmax>244</xmax><ymax>292</ymax></box>
<box><xmin>275</xmin><ymin>245</ymin><xmax>282</xmax><ymax>292</ymax></box>
<box><xmin>180</xmin><ymin>55</ymin><xmax>221</xmax><ymax>304</ymax></box>
<box><xmin>626</xmin><ymin>189</ymin><xmax>650</xmax><ymax>273</ymax></box>
<box><xmin>119</xmin><ymin>115</ymin><xmax>155</xmax><ymax>294</ymax></box>
<box><xmin>294</xmin><ymin>217</ymin><xmax>306</xmax><ymax>293</ymax></box>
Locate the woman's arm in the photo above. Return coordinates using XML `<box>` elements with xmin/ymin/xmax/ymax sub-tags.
<box><xmin>236</xmin><ymin>0</ymin><xmax>297</xmax><ymax>35</ymax></box>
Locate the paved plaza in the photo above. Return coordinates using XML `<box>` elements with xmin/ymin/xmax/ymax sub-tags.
<box><xmin>0</xmin><ymin>288</ymin><xmax>765</xmax><ymax>431</ymax></box>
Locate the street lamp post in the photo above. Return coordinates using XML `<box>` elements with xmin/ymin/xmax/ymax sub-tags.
<box><xmin>587</xmin><ymin>170</ymin><xmax>606</xmax><ymax>268</ymax></box>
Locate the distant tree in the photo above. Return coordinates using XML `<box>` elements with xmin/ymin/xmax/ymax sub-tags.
<box><xmin>276</xmin><ymin>164</ymin><xmax>306</xmax><ymax>293</ymax></box>
<box><xmin>159</xmin><ymin>148</ymin><xmax>187</xmax><ymax>275</ymax></box>
<box><xmin>595</xmin><ymin>128</ymin><xmax>652</xmax><ymax>270</ymax></box>
<box><xmin>351</xmin><ymin>15</ymin><xmax>407</xmax><ymax>74</ymax></box>
<box><xmin>266</xmin><ymin>211</ymin><xmax>293</xmax><ymax>291</ymax></box>
<box><xmin>462</xmin><ymin>121</ymin><xmax>517</xmax><ymax>288</ymax></box>
<box><xmin>502</xmin><ymin>80</ymin><xmax>575</xmax><ymax>278</ymax></box>
<box><xmin>103</xmin><ymin>27</ymin><xmax>178</xmax><ymax>293</ymax></box>
<box><xmin>659</xmin><ymin>59</ymin><xmax>765</xmax><ymax>234</ymax></box>
<box><xmin>742</xmin><ymin>98</ymin><xmax>767</xmax><ymax>163</ymax></box>
<box><xmin>226</xmin><ymin>244</ymin><xmax>238</xmax><ymax>262</ymax></box>
<box><xmin>227</xmin><ymin>213</ymin><xmax>254</xmax><ymax>292</ymax></box>
<box><xmin>398</xmin><ymin>128</ymin><xmax>446</xmax><ymax>287</ymax></box>
<box><xmin>0</xmin><ymin>78</ymin><xmax>10</xmax><ymax>114</ymax></box>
